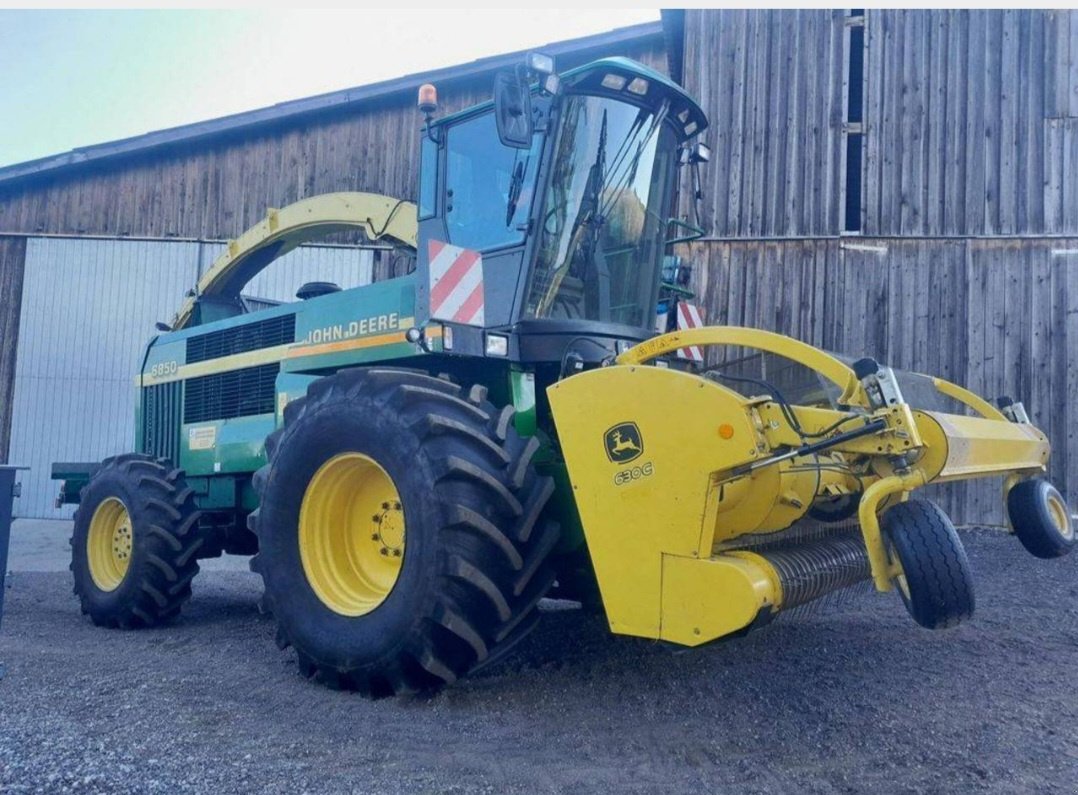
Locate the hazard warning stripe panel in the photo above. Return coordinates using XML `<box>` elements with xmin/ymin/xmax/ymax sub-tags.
<box><xmin>676</xmin><ymin>302</ymin><xmax>705</xmax><ymax>362</ymax></box>
<box><xmin>428</xmin><ymin>240</ymin><xmax>485</xmax><ymax>326</ymax></box>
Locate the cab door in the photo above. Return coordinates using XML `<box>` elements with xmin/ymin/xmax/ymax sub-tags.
<box><xmin>416</xmin><ymin>109</ymin><xmax>542</xmax><ymax>329</ymax></box>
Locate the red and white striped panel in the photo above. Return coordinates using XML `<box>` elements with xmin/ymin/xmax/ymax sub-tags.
<box><xmin>676</xmin><ymin>302</ymin><xmax>705</xmax><ymax>362</ymax></box>
<box><xmin>428</xmin><ymin>240</ymin><xmax>485</xmax><ymax>326</ymax></box>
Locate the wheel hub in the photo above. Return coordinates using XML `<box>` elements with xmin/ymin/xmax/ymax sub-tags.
<box><xmin>113</xmin><ymin>518</ymin><xmax>132</xmax><ymax>558</ymax></box>
<box><xmin>372</xmin><ymin>501</ymin><xmax>405</xmax><ymax>557</ymax></box>
<box><xmin>1047</xmin><ymin>494</ymin><xmax>1074</xmax><ymax>540</ymax></box>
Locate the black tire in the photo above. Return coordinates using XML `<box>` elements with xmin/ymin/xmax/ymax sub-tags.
<box><xmin>1007</xmin><ymin>478</ymin><xmax>1075</xmax><ymax>559</ymax></box>
<box><xmin>881</xmin><ymin>499</ymin><xmax>975</xmax><ymax>629</ymax></box>
<box><xmin>71</xmin><ymin>454</ymin><xmax>203</xmax><ymax>628</ymax></box>
<box><xmin>808</xmin><ymin>493</ymin><xmax>861</xmax><ymax>523</ymax></box>
<box><xmin>249</xmin><ymin>368</ymin><xmax>560</xmax><ymax>696</ymax></box>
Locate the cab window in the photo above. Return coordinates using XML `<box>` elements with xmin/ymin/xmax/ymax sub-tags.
<box><xmin>418</xmin><ymin>134</ymin><xmax>437</xmax><ymax>220</ymax></box>
<box><xmin>444</xmin><ymin>111</ymin><xmax>539</xmax><ymax>251</ymax></box>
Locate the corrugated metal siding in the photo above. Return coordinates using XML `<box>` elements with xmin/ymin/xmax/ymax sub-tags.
<box><xmin>862</xmin><ymin>10</ymin><xmax>1078</xmax><ymax>236</ymax></box>
<box><xmin>680</xmin><ymin>9</ymin><xmax>847</xmax><ymax>236</ymax></box>
<box><xmin>683</xmin><ymin>236</ymin><xmax>1078</xmax><ymax>526</ymax></box>
<box><xmin>10</xmin><ymin>238</ymin><xmax>200</xmax><ymax>518</ymax></box>
<box><xmin>9</xmin><ymin>237</ymin><xmax>375</xmax><ymax>518</ymax></box>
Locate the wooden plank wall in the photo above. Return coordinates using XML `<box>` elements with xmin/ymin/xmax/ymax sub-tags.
<box><xmin>862</xmin><ymin>9</ymin><xmax>1078</xmax><ymax>236</ymax></box>
<box><xmin>680</xmin><ymin>9</ymin><xmax>847</xmax><ymax>237</ymax></box>
<box><xmin>682</xmin><ymin>9</ymin><xmax>1078</xmax><ymax>239</ymax></box>
<box><xmin>0</xmin><ymin>40</ymin><xmax>666</xmax><ymax>241</ymax></box>
<box><xmin>0</xmin><ymin>236</ymin><xmax>26</xmax><ymax>463</ymax></box>
<box><xmin>676</xmin><ymin>9</ymin><xmax>1078</xmax><ymax>524</ymax></box>
<box><xmin>681</xmin><ymin>237</ymin><xmax>1078</xmax><ymax>526</ymax></box>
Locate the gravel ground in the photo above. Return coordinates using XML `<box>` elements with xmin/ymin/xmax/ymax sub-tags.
<box><xmin>1</xmin><ymin>527</ymin><xmax>1077</xmax><ymax>794</ymax></box>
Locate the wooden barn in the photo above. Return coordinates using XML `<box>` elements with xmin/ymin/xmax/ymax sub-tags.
<box><xmin>0</xmin><ymin>10</ymin><xmax>1075</xmax><ymax>523</ymax></box>
<box><xmin>670</xmin><ymin>9</ymin><xmax>1078</xmax><ymax>523</ymax></box>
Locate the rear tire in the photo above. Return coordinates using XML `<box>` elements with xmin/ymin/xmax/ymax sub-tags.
<box><xmin>249</xmin><ymin>368</ymin><xmax>559</xmax><ymax>696</ymax></box>
<box><xmin>881</xmin><ymin>499</ymin><xmax>975</xmax><ymax>629</ymax></box>
<box><xmin>1007</xmin><ymin>478</ymin><xmax>1075</xmax><ymax>559</ymax></box>
<box><xmin>71</xmin><ymin>454</ymin><xmax>203</xmax><ymax>628</ymax></box>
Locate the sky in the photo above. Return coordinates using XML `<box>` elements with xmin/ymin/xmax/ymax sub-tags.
<box><xmin>0</xmin><ymin>9</ymin><xmax>659</xmax><ymax>168</ymax></box>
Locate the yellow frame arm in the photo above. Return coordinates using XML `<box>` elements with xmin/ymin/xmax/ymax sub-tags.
<box><xmin>616</xmin><ymin>326</ymin><xmax>870</xmax><ymax>408</ymax></box>
<box><xmin>930</xmin><ymin>376</ymin><xmax>1008</xmax><ymax>421</ymax></box>
<box><xmin>172</xmin><ymin>192</ymin><xmax>417</xmax><ymax>329</ymax></box>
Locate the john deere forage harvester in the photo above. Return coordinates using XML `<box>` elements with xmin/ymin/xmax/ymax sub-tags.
<box><xmin>54</xmin><ymin>55</ymin><xmax>1073</xmax><ymax>696</ymax></box>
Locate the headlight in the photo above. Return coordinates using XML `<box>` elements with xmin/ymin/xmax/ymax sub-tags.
<box><xmin>485</xmin><ymin>334</ymin><xmax>508</xmax><ymax>357</ymax></box>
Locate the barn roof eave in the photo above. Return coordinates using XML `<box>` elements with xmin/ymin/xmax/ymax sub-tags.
<box><xmin>0</xmin><ymin>21</ymin><xmax>663</xmax><ymax>189</ymax></box>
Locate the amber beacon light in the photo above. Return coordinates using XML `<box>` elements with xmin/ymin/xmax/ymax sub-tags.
<box><xmin>418</xmin><ymin>83</ymin><xmax>438</xmax><ymax>115</ymax></box>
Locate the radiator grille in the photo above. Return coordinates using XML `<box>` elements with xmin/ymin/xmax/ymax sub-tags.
<box><xmin>141</xmin><ymin>381</ymin><xmax>182</xmax><ymax>462</ymax></box>
<box><xmin>184</xmin><ymin>363</ymin><xmax>279</xmax><ymax>424</ymax></box>
<box><xmin>186</xmin><ymin>314</ymin><xmax>295</xmax><ymax>364</ymax></box>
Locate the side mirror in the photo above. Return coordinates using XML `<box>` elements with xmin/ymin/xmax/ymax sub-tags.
<box><xmin>679</xmin><ymin>141</ymin><xmax>711</xmax><ymax>166</ymax></box>
<box><xmin>494</xmin><ymin>68</ymin><xmax>533</xmax><ymax>149</ymax></box>
<box><xmin>676</xmin><ymin>141</ymin><xmax>711</xmax><ymax>238</ymax></box>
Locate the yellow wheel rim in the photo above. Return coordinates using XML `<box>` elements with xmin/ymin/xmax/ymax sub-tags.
<box><xmin>299</xmin><ymin>452</ymin><xmax>406</xmax><ymax>617</ymax></box>
<box><xmin>1047</xmin><ymin>493</ymin><xmax>1074</xmax><ymax>541</ymax></box>
<box><xmin>87</xmin><ymin>497</ymin><xmax>133</xmax><ymax>591</ymax></box>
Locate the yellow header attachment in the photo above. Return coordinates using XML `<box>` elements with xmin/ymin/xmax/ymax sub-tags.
<box><xmin>549</xmin><ymin>325</ymin><xmax>1052</xmax><ymax>646</ymax></box>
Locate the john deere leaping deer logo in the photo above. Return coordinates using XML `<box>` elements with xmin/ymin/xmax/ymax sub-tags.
<box><xmin>604</xmin><ymin>422</ymin><xmax>644</xmax><ymax>464</ymax></box>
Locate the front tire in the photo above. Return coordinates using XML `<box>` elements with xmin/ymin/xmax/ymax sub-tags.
<box><xmin>250</xmin><ymin>369</ymin><xmax>559</xmax><ymax>696</ymax></box>
<box><xmin>881</xmin><ymin>499</ymin><xmax>975</xmax><ymax>630</ymax></box>
<box><xmin>71</xmin><ymin>454</ymin><xmax>203</xmax><ymax>628</ymax></box>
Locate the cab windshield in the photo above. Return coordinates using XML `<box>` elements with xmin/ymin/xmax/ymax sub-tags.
<box><xmin>525</xmin><ymin>93</ymin><xmax>677</xmax><ymax>328</ymax></box>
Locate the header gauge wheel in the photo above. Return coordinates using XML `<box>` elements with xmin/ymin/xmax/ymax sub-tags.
<box><xmin>1008</xmin><ymin>478</ymin><xmax>1075</xmax><ymax>559</ymax></box>
<box><xmin>881</xmin><ymin>499</ymin><xmax>975</xmax><ymax>630</ymax></box>
<box><xmin>250</xmin><ymin>368</ymin><xmax>560</xmax><ymax>697</ymax></box>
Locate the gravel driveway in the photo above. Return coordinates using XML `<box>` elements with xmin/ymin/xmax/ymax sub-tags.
<box><xmin>1</xmin><ymin>526</ymin><xmax>1076</xmax><ymax>794</ymax></box>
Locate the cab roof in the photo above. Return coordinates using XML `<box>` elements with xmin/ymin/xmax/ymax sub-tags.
<box><xmin>559</xmin><ymin>57</ymin><xmax>708</xmax><ymax>141</ymax></box>
<box><xmin>435</xmin><ymin>56</ymin><xmax>708</xmax><ymax>142</ymax></box>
